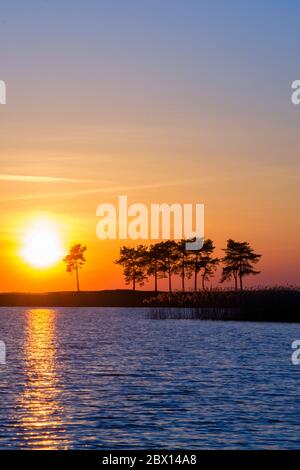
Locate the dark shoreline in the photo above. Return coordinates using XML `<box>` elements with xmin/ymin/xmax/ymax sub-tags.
<box><xmin>0</xmin><ymin>290</ymin><xmax>152</xmax><ymax>308</ymax></box>
<box><xmin>0</xmin><ymin>289</ymin><xmax>300</xmax><ymax>322</ymax></box>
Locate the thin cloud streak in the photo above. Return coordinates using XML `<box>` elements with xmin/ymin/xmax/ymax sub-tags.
<box><xmin>2</xmin><ymin>181</ymin><xmax>191</xmax><ymax>202</ymax></box>
<box><xmin>0</xmin><ymin>174</ymin><xmax>96</xmax><ymax>183</ymax></box>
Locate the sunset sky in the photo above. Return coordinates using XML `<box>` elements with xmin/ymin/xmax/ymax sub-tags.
<box><xmin>1</xmin><ymin>0</ymin><xmax>300</xmax><ymax>291</ymax></box>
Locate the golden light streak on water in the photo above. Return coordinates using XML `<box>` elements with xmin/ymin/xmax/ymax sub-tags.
<box><xmin>15</xmin><ymin>309</ymin><xmax>68</xmax><ymax>449</ymax></box>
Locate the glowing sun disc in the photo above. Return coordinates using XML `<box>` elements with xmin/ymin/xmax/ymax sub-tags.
<box><xmin>21</xmin><ymin>222</ymin><xmax>64</xmax><ymax>268</ymax></box>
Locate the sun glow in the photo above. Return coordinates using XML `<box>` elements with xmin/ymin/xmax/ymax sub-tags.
<box><xmin>21</xmin><ymin>219</ymin><xmax>65</xmax><ymax>268</ymax></box>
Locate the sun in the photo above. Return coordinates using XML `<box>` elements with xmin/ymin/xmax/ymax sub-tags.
<box><xmin>21</xmin><ymin>219</ymin><xmax>65</xmax><ymax>268</ymax></box>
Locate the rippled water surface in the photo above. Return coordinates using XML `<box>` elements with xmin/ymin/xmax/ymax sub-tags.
<box><xmin>1</xmin><ymin>307</ymin><xmax>300</xmax><ymax>449</ymax></box>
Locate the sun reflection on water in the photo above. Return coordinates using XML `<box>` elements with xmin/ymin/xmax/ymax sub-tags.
<box><xmin>16</xmin><ymin>309</ymin><xmax>68</xmax><ymax>449</ymax></box>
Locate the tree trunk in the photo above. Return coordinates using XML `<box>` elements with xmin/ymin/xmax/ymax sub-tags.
<box><xmin>154</xmin><ymin>260</ymin><xmax>158</xmax><ymax>292</ymax></box>
<box><xmin>75</xmin><ymin>262</ymin><xmax>80</xmax><ymax>292</ymax></box>
<box><xmin>202</xmin><ymin>274</ymin><xmax>205</xmax><ymax>290</ymax></box>
<box><xmin>194</xmin><ymin>255</ymin><xmax>198</xmax><ymax>291</ymax></box>
<box><xmin>168</xmin><ymin>266</ymin><xmax>172</xmax><ymax>292</ymax></box>
<box><xmin>239</xmin><ymin>274</ymin><xmax>243</xmax><ymax>291</ymax></box>
<box><xmin>182</xmin><ymin>255</ymin><xmax>185</xmax><ymax>292</ymax></box>
<box><xmin>234</xmin><ymin>272</ymin><xmax>238</xmax><ymax>290</ymax></box>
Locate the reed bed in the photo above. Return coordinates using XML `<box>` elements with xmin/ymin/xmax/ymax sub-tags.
<box><xmin>147</xmin><ymin>307</ymin><xmax>240</xmax><ymax>320</ymax></box>
<box><xmin>144</xmin><ymin>288</ymin><xmax>300</xmax><ymax>322</ymax></box>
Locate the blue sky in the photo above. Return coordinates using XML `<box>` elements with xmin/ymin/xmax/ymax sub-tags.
<box><xmin>1</xmin><ymin>0</ymin><xmax>300</xmax><ymax>126</ymax></box>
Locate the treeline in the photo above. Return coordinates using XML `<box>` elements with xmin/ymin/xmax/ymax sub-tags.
<box><xmin>115</xmin><ymin>239</ymin><xmax>261</xmax><ymax>292</ymax></box>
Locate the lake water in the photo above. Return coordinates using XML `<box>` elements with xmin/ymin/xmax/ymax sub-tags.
<box><xmin>0</xmin><ymin>307</ymin><xmax>300</xmax><ymax>449</ymax></box>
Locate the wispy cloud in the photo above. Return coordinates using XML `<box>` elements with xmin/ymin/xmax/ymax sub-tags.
<box><xmin>0</xmin><ymin>174</ymin><xmax>95</xmax><ymax>183</ymax></box>
<box><xmin>2</xmin><ymin>181</ymin><xmax>190</xmax><ymax>202</ymax></box>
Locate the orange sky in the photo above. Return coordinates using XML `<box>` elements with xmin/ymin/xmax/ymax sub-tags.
<box><xmin>1</xmin><ymin>99</ymin><xmax>300</xmax><ymax>291</ymax></box>
<box><xmin>1</xmin><ymin>152</ymin><xmax>299</xmax><ymax>292</ymax></box>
